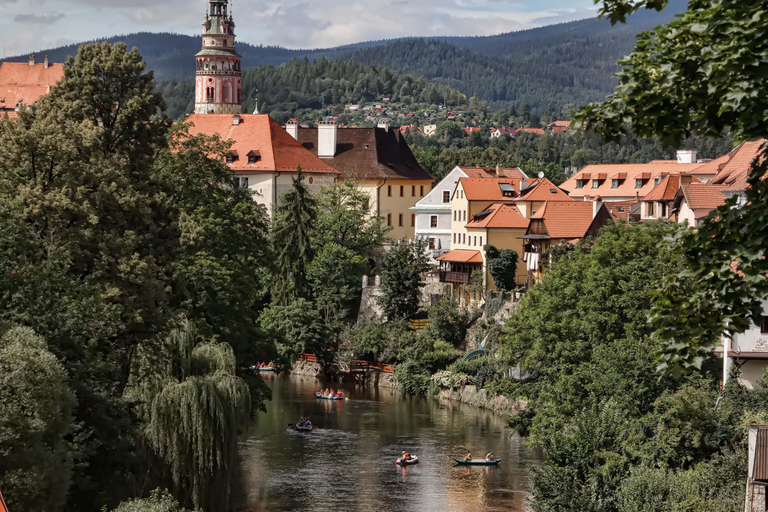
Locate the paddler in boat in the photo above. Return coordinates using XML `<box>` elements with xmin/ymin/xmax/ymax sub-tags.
<box><xmin>486</xmin><ymin>451</ymin><xmax>494</xmax><ymax>462</ymax></box>
<box><xmin>464</xmin><ymin>451</ymin><xmax>472</xmax><ymax>462</ymax></box>
<box><xmin>401</xmin><ymin>452</ymin><xmax>412</xmax><ymax>462</ymax></box>
<box><xmin>336</xmin><ymin>388</ymin><xmax>343</xmax><ymax>398</ymax></box>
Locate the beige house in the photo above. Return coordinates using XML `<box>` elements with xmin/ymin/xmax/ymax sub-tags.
<box><xmin>291</xmin><ymin>121</ymin><xmax>433</xmax><ymax>242</ymax></box>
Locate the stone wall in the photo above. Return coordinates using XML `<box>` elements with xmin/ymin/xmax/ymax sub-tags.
<box><xmin>374</xmin><ymin>372</ymin><xmax>399</xmax><ymax>389</ymax></box>
<box><xmin>435</xmin><ymin>384</ymin><xmax>527</xmax><ymax>417</ymax></box>
<box><xmin>290</xmin><ymin>360</ymin><xmax>322</xmax><ymax>378</ymax></box>
<box><xmin>357</xmin><ymin>275</ymin><xmax>384</xmax><ymax>323</ymax></box>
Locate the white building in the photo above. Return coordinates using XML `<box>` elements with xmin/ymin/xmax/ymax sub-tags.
<box><xmin>410</xmin><ymin>165</ymin><xmax>528</xmax><ymax>263</ymax></box>
<box><xmin>722</xmin><ymin>301</ymin><xmax>768</xmax><ymax>389</ymax></box>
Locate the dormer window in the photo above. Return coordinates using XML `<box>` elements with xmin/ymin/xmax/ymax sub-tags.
<box><xmin>592</xmin><ymin>179</ymin><xmax>600</xmax><ymax>189</ymax></box>
<box><xmin>635</xmin><ymin>179</ymin><xmax>643</xmax><ymax>189</ymax></box>
<box><xmin>612</xmin><ymin>179</ymin><xmax>619</xmax><ymax>189</ymax></box>
<box><xmin>499</xmin><ymin>183</ymin><xmax>515</xmax><ymax>198</ymax></box>
<box><xmin>576</xmin><ymin>179</ymin><xmax>585</xmax><ymax>189</ymax></box>
<box><xmin>247</xmin><ymin>150</ymin><xmax>261</xmax><ymax>164</ymax></box>
<box><xmin>226</xmin><ymin>150</ymin><xmax>238</xmax><ymax>164</ymax></box>
<box><xmin>655</xmin><ymin>177</ymin><xmax>662</xmax><ymax>186</ymax></box>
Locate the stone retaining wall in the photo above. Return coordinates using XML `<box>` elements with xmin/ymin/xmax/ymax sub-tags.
<box><xmin>435</xmin><ymin>384</ymin><xmax>527</xmax><ymax>417</ymax></box>
<box><xmin>290</xmin><ymin>360</ymin><xmax>323</xmax><ymax>378</ymax></box>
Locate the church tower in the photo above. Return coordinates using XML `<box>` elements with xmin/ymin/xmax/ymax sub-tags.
<box><xmin>195</xmin><ymin>0</ymin><xmax>242</xmax><ymax>114</ymax></box>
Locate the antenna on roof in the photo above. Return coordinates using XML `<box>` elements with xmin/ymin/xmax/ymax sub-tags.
<box><xmin>538</xmin><ymin>171</ymin><xmax>545</xmax><ymax>178</ymax></box>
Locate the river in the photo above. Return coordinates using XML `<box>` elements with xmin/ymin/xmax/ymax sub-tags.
<box><xmin>236</xmin><ymin>375</ymin><xmax>542</xmax><ymax>512</ymax></box>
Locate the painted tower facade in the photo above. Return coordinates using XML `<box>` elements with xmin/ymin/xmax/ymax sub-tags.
<box><xmin>195</xmin><ymin>0</ymin><xmax>242</xmax><ymax>114</ymax></box>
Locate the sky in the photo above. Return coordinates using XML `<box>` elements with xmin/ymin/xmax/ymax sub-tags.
<box><xmin>0</xmin><ymin>0</ymin><xmax>600</xmax><ymax>58</ymax></box>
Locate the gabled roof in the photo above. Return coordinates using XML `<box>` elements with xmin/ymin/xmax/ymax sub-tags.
<box><xmin>297</xmin><ymin>127</ymin><xmax>432</xmax><ymax>180</ymax></box>
<box><xmin>466</xmin><ymin>203</ymin><xmax>529</xmax><ymax>229</ymax></box>
<box><xmin>673</xmin><ymin>183</ymin><xmax>728</xmax><ymax>217</ymax></box>
<box><xmin>642</xmin><ymin>174</ymin><xmax>699</xmax><ymax>202</ymax></box>
<box><xmin>459</xmin><ymin>177</ymin><xmax>523</xmax><ymax>202</ymax></box>
<box><xmin>185</xmin><ymin>114</ymin><xmax>339</xmax><ymax>175</ymax></box>
<box><xmin>529</xmin><ymin>201</ymin><xmax>601</xmax><ymax>239</ymax></box>
<box><xmin>711</xmin><ymin>139</ymin><xmax>766</xmax><ymax>191</ymax></box>
<box><xmin>0</xmin><ymin>61</ymin><xmax>64</xmax><ymax>112</ymax></box>
<box><xmin>605</xmin><ymin>199</ymin><xmax>641</xmax><ymax>221</ymax></box>
<box><xmin>516</xmin><ymin>178</ymin><xmax>573</xmax><ymax>202</ymax></box>
<box><xmin>436</xmin><ymin>249</ymin><xmax>483</xmax><ymax>263</ymax></box>
<box><xmin>460</xmin><ymin>166</ymin><xmax>528</xmax><ymax>179</ymax></box>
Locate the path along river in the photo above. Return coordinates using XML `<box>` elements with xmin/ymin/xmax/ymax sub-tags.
<box><xmin>236</xmin><ymin>375</ymin><xmax>542</xmax><ymax>512</ymax></box>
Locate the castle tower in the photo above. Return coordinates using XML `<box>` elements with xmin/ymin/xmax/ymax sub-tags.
<box><xmin>195</xmin><ymin>0</ymin><xmax>242</xmax><ymax>114</ymax></box>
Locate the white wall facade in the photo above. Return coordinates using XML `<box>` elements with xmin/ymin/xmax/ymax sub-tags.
<box><xmin>411</xmin><ymin>166</ymin><xmax>467</xmax><ymax>262</ymax></box>
<box><xmin>724</xmin><ymin>300</ymin><xmax>768</xmax><ymax>389</ymax></box>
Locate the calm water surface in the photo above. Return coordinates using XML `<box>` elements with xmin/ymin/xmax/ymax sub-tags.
<box><xmin>236</xmin><ymin>375</ymin><xmax>542</xmax><ymax>512</ymax></box>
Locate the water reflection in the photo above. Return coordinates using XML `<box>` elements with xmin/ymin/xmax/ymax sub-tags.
<box><xmin>236</xmin><ymin>375</ymin><xmax>541</xmax><ymax>512</ymax></box>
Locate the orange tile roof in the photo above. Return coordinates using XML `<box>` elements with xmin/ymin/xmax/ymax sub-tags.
<box><xmin>642</xmin><ymin>174</ymin><xmax>700</xmax><ymax>202</ymax></box>
<box><xmin>676</xmin><ymin>183</ymin><xmax>728</xmax><ymax>213</ymax></box>
<box><xmin>466</xmin><ymin>203</ymin><xmax>529</xmax><ymax>229</ymax></box>
<box><xmin>460</xmin><ymin>166</ymin><xmax>528</xmax><ymax>179</ymax></box>
<box><xmin>185</xmin><ymin>114</ymin><xmax>338</xmax><ymax>175</ymax></box>
<box><xmin>516</xmin><ymin>178</ymin><xmax>573</xmax><ymax>202</ymax></box>
<box><xmin>519</xmin><ymin>127</ymin><xmax>545</xmax><ymax>134</ymax></box>
<box><xmin>0</xmin><ymin>490</ymin><xmax>7</xmax><ymax>512</ymax></box>
<box><xmin>604</xmin><ymin>199</ymin><xmax>640</xmax><ymax>221</ymax></box>
<box><xmin>459</xmin><ymin>177</ymin><xmax>523</xmax><ymax>202</ymax></box>
<box><xmin>0</xmin><ymin>61</ymin><xmax>64</xmax><ymax>111</ymax></box>
<box><xmin>436</xmin><ymin>249</ymin><xmax>483</xmax><ymax>263</ymax></box>
<box><xmin>711</xmin><ymin>139</ymin><xmax>766</xmax><ymax>191</ymax></box>
<box><xmin>530</xmin><ymin>201</ymin><xmax>597</xmax><ymax>239</ymax></box>
<box><xmin>562</xmin><ymin>163</ymin><xmax>705</xmax><ymax>199</ymax></box>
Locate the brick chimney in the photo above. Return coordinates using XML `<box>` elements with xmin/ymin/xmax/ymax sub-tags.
<box><xmin>496</xmin><ymin>164</ymin><xmax>503</xmax><ymax>177</ymax></box>
<box><xmin>318</xmin><ymin>120</ymin><xmax>338</xmax><ymax>158</ymax></box>
<box><xmin>232</xmin><ymin>114</ymin><xmax>241</xmax><ymax>126</ymax></box>
<box><xmin>285</xmin><ymin>120</ymin><xmax>298</xmax><ymax>140</ymax></box>
<box><xmin>28</xmin><ymin>55</ymin><xmax>35</xmax><ymax>66</ymax></box>
<box><xmin>680</xmin><ymin>173</ymin><xmax>694</xmax><ymax>186</ymax></box>
<box><xmin>44</xmin><ymin>55</ymin><xmax>49</xmax><ymax>69</ymax></box>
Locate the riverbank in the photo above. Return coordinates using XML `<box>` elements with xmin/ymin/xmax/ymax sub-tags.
<box><xmin>435</xmin><ymin>384</ymin><xmax>527</xmax><ymax>417</ymax></box>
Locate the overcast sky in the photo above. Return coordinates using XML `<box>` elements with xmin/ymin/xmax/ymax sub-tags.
<box><xmin>0</xmin><ymin>0</ymin><xmax>599</xmax><ymax>57</ymax></box>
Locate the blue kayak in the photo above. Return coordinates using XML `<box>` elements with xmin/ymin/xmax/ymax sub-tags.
<box><xmin>454</xmin><ymin>458</ymin><xmax>501</xmax><ymax>465</ymax></box>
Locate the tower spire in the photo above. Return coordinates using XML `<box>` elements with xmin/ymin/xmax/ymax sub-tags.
<box><xmin>194</xmin><ymin>0</ymin><xmax>242</xmax><ymax>114</ymax></box>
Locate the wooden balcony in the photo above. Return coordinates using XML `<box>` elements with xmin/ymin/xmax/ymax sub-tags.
<box><xmin>439</xmin><ymin>270</ymin><xmax>470</xmax><ymax>284</ymax></box>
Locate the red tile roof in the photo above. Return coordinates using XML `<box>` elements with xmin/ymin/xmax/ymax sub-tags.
<box><xmin>642</xmin><ymin>174</ymin><xmax>699</xmax><ymax>202</ymax></box>
<box><xmin>675</xmin><ymin>183</ymin><xmax>728</xmax><ymax>214</ymax></box>
<box><xmin>519</xmin><ymin>127</ymin><xmax>545</xmax><ymax>134</ymax></box>
<box><xmin>0</xmin><ymin>61</ymin><xmax>64</xmax><ymax>111</ymax></box>
<box><xmin>604</xmin><ymin>199</ymin><xmax>640</xmax><ymax>221</ymax></box>
<box><xmin>459</xmin><ymin>177</ymin><xmax>523</xmax><ymax>202</ymax></box>
<box><xmin>460</xmin><ymin>166</ymin><xmax>528</xmax><ymax>179</ymax></box>
<box><xmin>466</xmin><ymin>203</ymin><xmax>529</xmax><ymax>229</ymax></box>
<box><xmin>516</xmin><ymin>178</ymin><xmax>573</xmax><ymax>202</ymax></box>
<box><xmin>185</xmin><ymin>114</ymin><xmax>339</xmax><ymax>175</ymax></box>
<box><xmin>562</xmin><ymin>163</ymin><xmax>705</xmax><ymax>199</ymax></box>
<box><xmin>436</xmin><ymin>249</ymin><xmax>483</xmax><ymax>263</ymax></box>
<box><xmin>530</xmin><ymin>201</ymin><xmax>598</xmax><ymax>239</ymax></box>
<box><xmin>711</xmin><ymin>139</ymin><xmax>766</xmax><ymax>191</ymax></box>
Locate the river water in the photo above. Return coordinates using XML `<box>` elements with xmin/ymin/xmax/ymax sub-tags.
<box><xmin>236</xmin><ymin>375</ymin><xmax>542</xmax><ymax>512</ymax></box>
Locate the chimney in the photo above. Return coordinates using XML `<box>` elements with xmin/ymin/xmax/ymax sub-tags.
<box><xmin>680</xmin><ymin>173</ymin><xmax>693</xmax><ymax>186</ymax></box>
<box><xmin>520</xmin><ymin>179</ymin><xmax>529</xmax><ymax>190</ymax></box>
<box><xmin>377</xmin><ymin>119</ymin><xmax>389</xmax><ymax>132</ymax></box>
<box><xmin>28</xmin><ymin>55</ymin><xmax>35</xmax><ymax>66</ymax></box>
<box><xmin>232</xmin><ymin>114</ymin><xmax>241</xmax><ymax>126</ymax></box>
<box><xmin>318</xmin><ymin>120</ymin><xmax>338</xmax><ymax>158</ymax></box>
<box><xmin>593</xmin><ymin>195</ymin><xmax>603</xmax><ymax>219</ymax></box>
<box><xmin>44</xmin><ymin>55</ymin><xmax>49</xmax><ymax>69</ymax></box>
<box><xmin>676</xmin><ymin>149</ymin><xmax>697</xmax><ymax>164</ymax></box>
<box><xmin>285</xmin><ymin>120</ymin><xmax>298</xmax><ymax>140</ymax></box>
<box><xmin>496</xmin><ymin>164</ymin><xmax>503</xmax><ymax>177</ymax></box>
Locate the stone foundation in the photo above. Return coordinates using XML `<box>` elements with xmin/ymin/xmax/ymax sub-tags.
<box><xmin>435</xmin><ymin>384</ymin><xmax>527</xmax><ymax>417</ymax></box>
<box><xmin>290</xmin><ymin>360</ymin><xmax>323</xmax><ymax>378</ymax></box>
<box><xmin>374</xmin><ymin>372</ymin><xmax>399</xmax><ymax>389</ymax></box>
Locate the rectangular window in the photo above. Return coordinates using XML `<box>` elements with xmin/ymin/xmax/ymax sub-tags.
<box><xmin>400</xmin><ymin>186</ymin><xmax>404</xmax><ymax>197</ymax></box>
<box><xmin>236</xmin><ymin>177</ymin><xmax>249</xmax><ymax>188</ymax></box>
<box><xmin>453</xmin><ymin>233</ymin><xmax>456</xmax><ymax>243</ymax></box>
<box><xmin>429</xmin><ymin>238</ymin><xmax>435</xmax><ymax>250</ymax></box>
<box><xmin>443</xmin><ymin>191</ymin><xmax>451</xmax><ymax>203</ymax></box>
<box><xmin>430</xmin><ymin>216</ymin><xmax>438</xmax><ymax>228</ymax></box>
<box><xmin>463</xmin><ymin>234</ymin><xmax>466</xmax><ymax>244</ymax></box>
<box><xmin>453</xmin><ymin>210</ymin><xmax>457</xmax><ymax>221</ymax></box>
<box><xmin>387</xmin><ymin>213</ymin><xmax>391</xmax><ymax>226</ymax></box>
<box><xmin>648</xmin><ymin>202</ymin><xmax>655</xmax><ymax>217</ymax></box>
<box><xmin>479</xmin><ymin>236</ymin><xmax>483</xmax><ymax>247</ymax></box>
<box><xmin>611</xmin><ymin>179</ymin><xmax>619</xmax><ymax>189</ymax></box>
<box><xmin>576</xmin><ymin>180</ymin><xmax>584</xmax><ymax>189</ymax></box>
<box><xmin>473</xmin><ymin>236</ymin><xmax>477</xmax><ymax>246</ymax></box>
<box><xmin>388</xmin><ymin>185</ymin><xmax>392</xmax><ymax>197</ymax></box>
<box><xmin>398</xmin><ymin>214</ymin><xmax>403</xmax><ymax>226</ymax></box>
<box><xmin>592</xmin><ymin>179</ymin><xmax>599</xmax><ymax>189</ymax></box>
<box><xmin>635</xmin><ymin>179</ymin><xmax>643</xmax><ymax>189</ymax></box>
<box><xmin>411</xmin><ymin>185</ymin><xmax>416</xmax><ymax>196</ymax></box>
<box><xmin>420</xmin><ymin>186</ymin><xmax>424</xmax><ymax>197</ymax></box>
<box><xmin>411</xmin><ymin>214</ymin><xmax>415</xmax><ymax>227</ymax></box>
<box><xmin>762</xmin><ymin>316</ymin><xmax>768</xmax><ymax>334</ymax></box>
<box><xmin>461</xmin><ymin>190</ymin><xmax>464</xmax><ymax>199</ymax></box>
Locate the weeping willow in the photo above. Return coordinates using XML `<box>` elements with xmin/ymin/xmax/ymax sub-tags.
<box><xmin>129</xmin><ymin>318</ymin><xmax>250</xmax><ymax>511</ymax></box>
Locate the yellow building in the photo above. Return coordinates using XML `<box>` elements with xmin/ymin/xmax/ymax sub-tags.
<box><xmin>292</xmin><ymin>121</ymin><xmax>434</xmax><ymax>241</ymax></box>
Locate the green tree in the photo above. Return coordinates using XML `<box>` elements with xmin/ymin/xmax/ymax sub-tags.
<box><xmin>130</xmin><ymin>320</ymin><xmax>250</xmax><ymax>512</ymax></box>
<box><xmin>422</xmin><ymin>299</ymin><xmax>473</xmax><ymax>348</ymax></box>
<box><xmin>259</xmin><ymin>298</ymin><xmax>336</xmax><ymax>366</ymax></box>
<box><xmin>272</xmin><ymin>168</ymin><xmax>318</xmax><ymax>305</ymax></box>
<box><xmin>307</xmin><ymin>243</ymin><xmax>367</xmax><ymax>322</ymax></box>
<box><xmin>379</xmin><ymin>239</ymin><xmax>430</xmax><ymax>320</ymax></box>
<box><xmin>484</xmin><ymin>245</ymin><xmax>519</xmax><ymax>291</ymax></box>
<box><xmin>575</xmin><ymin>0</ymin><xmax>768</xmax><ymax>376</ymax></box>
<box><xmin>110</xmin><ymin>489</ymin><xmax>198</xmax><ymax>512</ymax></box>
<box><xmin>0</xmin><ymin>327</ymin><xmax>75</xmax><ymax>512</ymax></box>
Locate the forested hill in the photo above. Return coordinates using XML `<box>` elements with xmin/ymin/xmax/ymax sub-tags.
<box><xmin>156</xmin><ymin>57</ymin><xmax>467</xmax><ymax>120</ymax></box>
